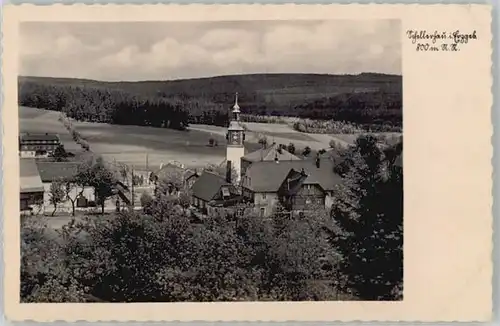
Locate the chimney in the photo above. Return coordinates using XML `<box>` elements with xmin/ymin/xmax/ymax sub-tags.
<box><xmin>315</xmin><ymin>157</ymin><xmax>320</xmax><ymax>168</ymax></box>
<box><xmin>226</xmin><ymin>160</ymin><xmax>232</xmax><ymax>183</ymax></box>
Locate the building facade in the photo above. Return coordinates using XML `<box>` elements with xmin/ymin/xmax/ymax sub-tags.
<box><xmin>20</xmin><ymin>159</ymin><xmax>45</xmax><ymax>213</ymax></box>
<box><xmin>36</xmin><ymin>161</ymin><xmax>96</xmax><ymax>214</ymax></box>
<box><xmin>240</xmin><ymin>157</ymin><xmax>341</xmax><ymax>217</ymax></box>
<box><xmin>190</xmin><ymin>171</ymin><xmax>241</xmax><ymax>215</ymax></box>
<box><xmin>19</xmin><ymin>133</ymin><xmax>61</xmax><ymax>158</ymax></box>
<box><xmin>216</xmin><ymin>94</ymin><xmax>343</xmax><ymax>217</ymax></box>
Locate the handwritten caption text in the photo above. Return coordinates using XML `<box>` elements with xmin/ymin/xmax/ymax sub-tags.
<box><xmin>406</xmin><ymin>30</ymin><xmax>477</xmax><ymax>52</ymax></box>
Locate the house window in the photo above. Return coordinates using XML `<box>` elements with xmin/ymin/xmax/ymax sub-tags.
<box><xmin>260</xmin><ymin>207</ymin><xmax>265</xmax><ymax>216</ymax></box>
<box><xmin>221</xmin><ymin>186</ymin><xmax>230</xmax><ymax>198</ymax></box>
<box><xmin>262</xmin><ymin>193</ymin><xmax>267</xmax><ymax>200</ymax></box>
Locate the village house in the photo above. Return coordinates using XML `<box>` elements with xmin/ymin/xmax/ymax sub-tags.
<box><xmin>20</xmin><ymin>158</ymin><xmax>45</xmax><ymax>214</ymax></box>
<box><xmin>198</xmin><ymin>93</ymin><xmax>345</xmax><ymax>217</ymax></box>
<box><xmin>20</xmin><ymin>158</ymin><xmax>134</xmax><ymax>215</ymax></box>
<box><xmin>19</xmin><ymin>133</ymin><xmax>61</xmax><ymax>158</ymax></box>
<box><xmin>240</xmin><ymin>157</ymin><xmax>342</xmax><ymax>217</ymax></box>
<box><xmin>149</xmin><ymin>162</ymin><xmax>200</xmax><ymax>193</ymax></box>
<box><xmin>240</xmin><ymin>142</ymin><xmax>301</xmax><ymax>177</ymax></box>
<box><xmin>35</xmin><ymin>161</ymin><xmax>96</xmax><ymax>213</ymax></box>
<box><xmin>190</xmin><ymin>168</ymin><xmax>241</xmax><ymax>215</ymax></box>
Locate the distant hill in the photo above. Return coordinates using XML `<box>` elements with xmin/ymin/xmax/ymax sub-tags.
<box><xmin>19</xmin><ymin>73</ymin><xmax>401</xmax><ymax>111</ymax></box>
<box><xmin>18</xmin><ymin>73</ymin><xmax>402</xmax><ymax>130</ymax></box>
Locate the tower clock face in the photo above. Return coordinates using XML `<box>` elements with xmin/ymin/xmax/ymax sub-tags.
<box><xmin>231</xmin><ymin>132</ymin><xmax>241</xmax><ymax>144</ymax></box>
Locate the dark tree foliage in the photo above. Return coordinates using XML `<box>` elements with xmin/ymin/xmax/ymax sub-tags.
<box><xmin>18</xmin><ymin>82</ymin><xmax>228</xmax><ymax>129</ymax></box>
<box><xmin>21</xmin><ymin>216</ymin><xmax>86</xmax><ymax>302</ymax></box>
<box><xmin>21</xmin><ymin>197</ymin><xmax>350</xmax><ymax>302</ymax></box>
<box><xmin>330</xmin><ymin>135</ymin><xmax>403</xmax><ymax>300</ymax></box>
<box><xmin>302</xmin><ymin>146</ymin><xmax>312</xmax><ymax>157</ymax></box>
<box><xmin>292</xmin><ymin>91</ymin><xmax>402</xmax><ymax>129</ymax></box>
<box><xmin>18</xmin><ymin>73</ymin><xmax>401</xmax><ymax>129</ymax></box>
<box><xmin>48</xmin><ymin>145</ymin><xmax>73</xmax><ymax>162</ymax></box>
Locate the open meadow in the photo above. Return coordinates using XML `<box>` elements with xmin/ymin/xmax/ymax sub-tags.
<box><xmin>19</xmin><ymin>106</ymin><xmax>82</xmax><ymax>154</ymax></box>
<box><xmin>189</xmin><ymin>122</ymin><xmax>356</xmax><ymax>150</ymax></box>
<box><xmin>20</xmin><ymin>106</ymin><xmax>227</xmax><ymax>170</ymax></box>
<box><xmin>20</xmin><ymin>106</ymin><xmax>401</xmax><ymax>172</ymax></box>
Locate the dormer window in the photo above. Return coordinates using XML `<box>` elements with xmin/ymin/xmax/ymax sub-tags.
<box><xmin>221</xmin><ymin>186</ymin><xmax>230</xmax><ymax>198</ymax></box>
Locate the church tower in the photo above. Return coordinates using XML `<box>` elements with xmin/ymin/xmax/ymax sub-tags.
<box><xmin>226</xmin><ymin>92</ymin><xmax>245</xmax><ymax>183</ymax></box>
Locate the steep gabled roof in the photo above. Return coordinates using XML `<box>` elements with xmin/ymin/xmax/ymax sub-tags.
<box><xmin>242</xmin><ymin>143</ymin><xmax>301</xmax><ymax>163</ymax></box>
<box><xmin>242</xmin><ymin>158</ymin><xmax>342</xmax><ymax>193</ymax></box>
<box><xmin>20</xmin><ymin>159</ymin><xmax>44</xmax><ymax>193</ymax></box>
<box><xmin>191</xmin><ymin>171</ymin><xmax>234</xmax><ymax>202</ymax></box>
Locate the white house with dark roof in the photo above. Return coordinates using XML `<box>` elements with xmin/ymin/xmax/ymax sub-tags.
<box><xmin>19</xmin><ymin>133</ymin><xmax>61</xmax><ymax>158</ymax></box>
<box><xmin>36</xmin><ymin>161</ymin><xmax>96</xmax><ymax>213</ymax></box>
<box><xmin>190</xmin><ymin>170</ymin><xmax>241</xmax><ymax>215</ymax></box>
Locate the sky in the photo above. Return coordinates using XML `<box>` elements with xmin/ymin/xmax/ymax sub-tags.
<box><xmin>20</xmin><ymin>20</ymin><xmax>401</xmax><ymax>82</ymax></box>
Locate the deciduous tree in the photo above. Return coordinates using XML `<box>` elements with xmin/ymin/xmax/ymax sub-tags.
<box><xmin>49</xmin><ymin>180</ymin><xmax>66</xmax><ymax>216</ymax></box>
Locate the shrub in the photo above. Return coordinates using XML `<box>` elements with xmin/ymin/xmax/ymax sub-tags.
<box><xmin>140</xmin><ymin>192</ymin><xmax>154</xmax><ymax>210</ymax></box>
<box><xmin>302</xmin><ymin>146</ymin><xmax>312</xmax><ymax>157</ymax></box>
<box><xmin>258</xmin><ymin>135</ymin><xmax>268</xmax><ymax>148</ymax></box>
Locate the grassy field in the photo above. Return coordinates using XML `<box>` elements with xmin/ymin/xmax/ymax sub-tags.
<box><xmin>189</xmin><ymin>122</ymin><xmax>332</xmax><ymax>151</ymax></box>
<box><xmin>20</xmin><ymin>106</ymin><xmax>331</xmax><ymax>170</ymax></box>
<box><xmin>71</xmin><ymin>120</ymin><xmax>229</xmax><ymax>170</ymax></box>
<box><xmin>19</xmin><ymin>106</ymin><xmax>82</xmax><ymax>154</ymax></box>
<box><xmin>20</xmin><ymin>106</ymin><xmax>230</xmax><ymax>170</ymax></box>
<box><xmin>20</xmin><ymin>106</ymin><xmax>400</xmax><ymax>171</ymax></box>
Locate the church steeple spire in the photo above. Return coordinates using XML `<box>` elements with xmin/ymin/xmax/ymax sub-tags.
<box><xmin>226</xmin><ymin>92</ymin><xmax>245</xmax><ymax>184</ymax></box>
<box><xmin>233</xmin><ymin>92</ymin><xmax>240</xmax><ymax>112</ymax></box>
<box><xmin>231</xmin><ymin>92</ymin><xmax>241</xmax><ymax>122</ymax></box>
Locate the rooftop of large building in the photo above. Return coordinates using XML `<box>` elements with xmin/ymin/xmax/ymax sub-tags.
<box><xmin>19</xmin><ymin>133</ymin><xmax>60</xmax><ymax>143</ymax></box>
<box><xmin>35</xmin><ymin>161</ymin><xmax>80</xmax><ymax>183</ymax></box>
<box><xmin>191</xmin><ymin>171</ymin><xmax>238</xmax><ymax>202</ymax></box>
<box><xmin>149</xmin><ymin>162</ymin><xmax>199</xmax><ymax>183</ymax></box>
<box><xmin>19</xmin><ymin>158</ymin><xmax>44</xmax><ymax>193</ymax></box>
<box><xmin>241</xmin><ymin>142</ymin><xmax>301</xmax><ymax>163</ymax></box>
<box><xmin>241</xmin><ymin>157</ymin><xmax>342</xmax><ymax>193</ymax></box>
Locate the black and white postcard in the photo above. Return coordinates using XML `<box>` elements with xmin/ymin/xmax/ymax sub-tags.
<box><xmin>1</xmin><ymin>3</ymin><xmax>493</xmax><ymax>322</ymax></box>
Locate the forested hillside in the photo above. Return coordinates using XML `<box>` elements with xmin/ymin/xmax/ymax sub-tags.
<box><xmin>18</xmin><ymin>73</ymin><xmax>402</xmax><ymax>130</ymax></box>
